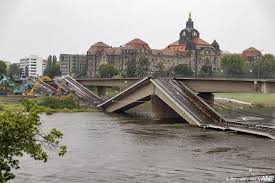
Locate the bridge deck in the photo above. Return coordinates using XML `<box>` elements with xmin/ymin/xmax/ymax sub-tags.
<box><xmin>98</xmin><ymin>77</ymin><xmax>275</xmax><ymax>139</ymax></box>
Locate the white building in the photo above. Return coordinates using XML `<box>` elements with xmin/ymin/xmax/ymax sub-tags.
<box><xmin>20</xmin><ymin>55</ymin><xmax>46</xmax><ymax>77</ymax></box>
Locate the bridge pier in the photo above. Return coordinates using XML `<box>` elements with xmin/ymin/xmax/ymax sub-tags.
<box><xmin>151</xmin><ymin>95</ymin><xmax>181</xmax><ymax>119</ymax></box>
<box><xmin>97</xmin><ymin>86</ymin><xmax>107</xmax><ymax>97</ymax></box>
<box><xmin>198</xmin><ymin>92</ymin><xmax>214</xmax><ymax>106</ymax></box>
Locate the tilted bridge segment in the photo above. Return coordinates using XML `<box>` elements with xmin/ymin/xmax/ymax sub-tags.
<box><xmin>98</xmin><ymin>77</ymin><xmax>275</xmax><ymax>139</ymax></box>
<box><xmin>54</xmin><ymin>76</ymin><xmax>102</xmax><ymax>106</ymax></box>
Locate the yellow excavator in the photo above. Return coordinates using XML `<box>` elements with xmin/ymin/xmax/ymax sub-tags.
<box><xmin>26</xmin><ymin>76</ymin><xmax>52</xmax><ymax>96</ymax></box>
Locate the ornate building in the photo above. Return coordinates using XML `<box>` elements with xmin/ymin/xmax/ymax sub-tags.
<box><xmin>61</xmin><ymin>13</ymin><xmax>221</xmax><ymax>77</ymax></box>
<box><xmin>241</xmin><ymin>47</ymin><xmax>262</xmax><ymax>65</ymax></box>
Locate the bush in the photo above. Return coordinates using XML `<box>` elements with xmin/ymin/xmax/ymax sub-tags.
<box><xmin>38</xmin><ymin>97</ymin><xmax>60</xmax><ymax>109</ymax></box>
<box><xmin>22</xmin><ymin>99</ymin><xmax>36</xmax><ymax>112</ymax></box>
<box><xmin>60</xmin><ymin>96</ymin><xmax>80</xmax><ymax>109</ymax></box>
<box><xmin>38</xmin><ymin>96</ymin><xmax>80</xmax><ymax>109</ymax></box>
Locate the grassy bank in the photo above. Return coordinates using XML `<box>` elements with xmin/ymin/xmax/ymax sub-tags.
<box><xmin>216</xmin><ymin>93</ymin><xmax>275</xmax><ymax>107</ymax></box>
<box><xmin>0</xmin><ymin>96</ymin><xmax>99</xmax><ymax>114</ymax></box>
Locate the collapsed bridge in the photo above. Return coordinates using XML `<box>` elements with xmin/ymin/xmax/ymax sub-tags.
<box><xmin>98</xmin><ymin>77</ymin><xmax>275</xmax><ymax>139</ymax></box>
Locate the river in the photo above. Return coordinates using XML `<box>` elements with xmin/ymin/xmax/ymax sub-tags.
<box><xmin>12</xmin><ymin>112</ymin><xmax>275</xmax><ymax>183</ymax></box>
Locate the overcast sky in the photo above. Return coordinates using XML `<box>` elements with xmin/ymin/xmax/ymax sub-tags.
<box><xmin>0</xmin><ymin>0</ymin><xmax>274</xmax><ymax>62</ymax></box>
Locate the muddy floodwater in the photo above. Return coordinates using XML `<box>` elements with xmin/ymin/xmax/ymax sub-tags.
<box><xmin>12</xmin><ymin>112</ymin><xmax>275</xmax><ymax>183</ymax></box>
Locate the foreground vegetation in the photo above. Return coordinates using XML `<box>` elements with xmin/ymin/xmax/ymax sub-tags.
<box><xmin>0</xmin><ymin>101</ymin><xmax>67</xmax><ymax>182</ymax></box>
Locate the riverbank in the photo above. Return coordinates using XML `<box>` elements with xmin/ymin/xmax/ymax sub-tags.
<box><xmin>216</xmin><ymin>93</ymin><xmax>275</xmax><ymax>107</ymax></box>
<box><xmin>0</xmin><ymin>96</ymin><xmax>99</xmax><ymax>114</ymax></box>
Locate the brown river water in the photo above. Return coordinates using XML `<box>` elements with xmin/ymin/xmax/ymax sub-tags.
<box><xmin>11</xmin><ymin>112</ymin><xmax>275</xmax><ymax>183</ymax></box>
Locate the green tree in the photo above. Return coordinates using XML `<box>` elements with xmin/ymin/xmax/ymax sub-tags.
<box><xmin>72</xmin><ymin>67</ymin><xmax>87</xmax><ymax>78</ymax></box>
<box><xmin>0</xmin><ymin>101</ymin><xmax>66</xmax><ymax>182</ymax></box>
<box><xmin>153</xmin><ymin>61</ymin><xmax>167</xmax><ymax>77</ymax></box>
<box><xmin>0</xmin><ymin>61</ymin><xmax>7</xmax><ymax>75</ymax></box>
<box><xmin>252</xmin><ymin>54</ymin><xmax>275</xmax><ymax>79</ymax></box>
<box><xmin>98</xmin><ymin>64</ymin><xmax>118</xmax><ymax>78</ymax></box>
<box><xmin>221</xmin><ymin>54</ymin><xmax>245</xmax><ymax>77</ymax></box>
<box><xmin>126</xmin><ymin>58</ymin><xmax>137</xmax><ymax>77</ymax></box>
<box><xmin>25</xmin><ymin>66</ymin><xmax>29</xmax><ymax>77</ymax></box>
<box><xmin>7</xmin><ymin>63</ymin><xmax>21</xmax><ymax>80</ymax></box>
<box><xmin>199</xmin><ymin>65</ymin><xmax>212</xmax><ymax>77</ymax></box>
<box><xmin>44</xmin><ymin>55</ymin><xmax>61</xmax><ymax>78</ymax></box>
<box><xmin>173</xmin><ymin>64</ymin><xmax>193</xmax><ymax>77</ymax></box>
<box><xmin>136</xmin><ymin>56</ymin><xmax>149</xmax><ymax>77</ymax></box>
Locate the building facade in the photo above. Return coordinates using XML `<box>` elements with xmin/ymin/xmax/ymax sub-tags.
<box><xmin>20</xmin><ymin>55</ymin><xmax>46</xmax><ymax>77</ymax></box>
<box><xmin>60</xmin><ymin>54</ymin><xmax>87</xmax><ymax>77</ymax></box>
<box><xmin>61</xmin><ymin>13</ymin><xmax>221</xmax><ymax>77</ymax></box>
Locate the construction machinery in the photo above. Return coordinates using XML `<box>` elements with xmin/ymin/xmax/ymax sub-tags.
<box><xmin>26</xmin><ymin>76</ymin><xmax>57</xmax><ymax>96</ymax></box>
<box><xmin>13</xmin><ymin>82</ymin><xmax>33</xmax><ymax>95</ymax></box>
<box><xmin>0</xmin><ymin>73</ymin><xmax>17</xmax><ymax>95</ymax></box>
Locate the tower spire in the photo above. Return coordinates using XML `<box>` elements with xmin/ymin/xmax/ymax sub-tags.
<box><xmin>189</xmin><ymin>12</ymin><xmax>192</xmax><ymax>20</ymax></box>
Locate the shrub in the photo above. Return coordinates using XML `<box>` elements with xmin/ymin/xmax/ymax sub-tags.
<box><xmin>60</xmin><ymin>96</ymin><xmax>80</xmax><ymax>109</ymax></box>
<box><xmin>38</xmin><ymin>97</ymin><xmax>60</xmax><ymax>109</ymax></box>
<box><xmin>38</xmin><ymin>96</ymin><xmax>80</xmax><ymax>109</ymax></box>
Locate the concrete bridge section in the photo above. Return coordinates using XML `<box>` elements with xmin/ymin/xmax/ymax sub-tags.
<box><xmin>76</xmin><ymin>77</ymin><xmax>275</xmax><ymax>97</ymax></box>
<box><xmin>98</xmin><ymin>77</ymin><xmax>275</xmax><ymax>139</ymax></box>
<box><xmin>54</xmin><ymin>76</ymin><xmax>102</xmax><ymax>106</ymax></box>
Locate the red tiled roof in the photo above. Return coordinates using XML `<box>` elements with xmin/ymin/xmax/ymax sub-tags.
<box><xmin>193</xmin><ymin>37</ymin><xmax>211</xmax><ymax>46</ymax></box>
<box><xmin>243</xmin><ymin>47</ymin><xmax>260</xmax><ymax>52</ymax></box>
<box><xmin>167</xmin><ymin>40</ymin><xmax>184</xmax><ymax>47</ymax></box>
<box><xmin>125</xmin><ymin>38</ymin><xmax>150</xmax><ymax>49</ymax></box>
<box><xmin>103</xmin><ymin>47</ymin><xmax>122</xmax><ymax>55</ymax></box>
<box><xmin>88</xmin><ymin>41</ymin><xmax>110</xmax><ymax>54</ymax></box>
<box><xmin>241</xmin><ymin>47</ymin><xmax>262</xmax><ymax>58</ymax></box>
<box><xmin>91</xmin><ymin>42</ymin><xmax>110</xmax><ymax>48</ymax></box>
<box><xmin>167</xmin><ymin>38</ymin><xmax>213</xmax><ymax>50</ymax></box>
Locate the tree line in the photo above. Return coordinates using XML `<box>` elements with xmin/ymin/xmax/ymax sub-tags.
<box><xmin>2</xmin><ymin>53</ymin><xmax>275</xmax><ymax>79</ymax></box>
<box><xmin>0</xmin><ymin>55</ymin><xmax>62</xmax><ymax>79</ymax></box>
<box><xmin>97</xmin><ymin>53</ymin><xmax>275</xmax><ymax>79</ymax></box>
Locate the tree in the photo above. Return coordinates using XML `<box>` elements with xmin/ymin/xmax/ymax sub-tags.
<box><xmin>153</xmin><ymin>61</ymin><xmax>167</xmax><ymax>77</ymax></box>
<box><xmin>173</xmin><ymin>64</ymin><xmax>193</xmax><ymax>77</ymax></box>
<box><xmin>252</xmin><ymin>54</ymin><xmax>275</xmax><ymax>79</ymax></box>
<box><xmin>7</xmin><ymin>63</ymin><xmax>21</xmax><ymax>80</ymax></box>
<box><xmin>221</xmin><ymin>54</ymin><xmax>245</xmax><ymax>77</ymax></box>
<box><xmin>0</xmin><ymin>101</ymin><xmax>66</xmax><ymax>182</ymax></box>
<box><xmin>98</xmin><ymin>64</ymin><xmax>118</xmax><ymax>78</ymax></box>
<box><xmin>199</xmin><ymin>65</ymin><xmax>212</xmax><ymax>77</ymax></box>
<box><xmin>136</xmin><ymin>56</ymin><xmax>150</xmax><ymax>77</ymax></box>
<box><xmin>126</xmin><ymin>58</ymin><xmax>137</xmax><ymax>77</ymax></box>
<box><xmin>25</xmin><ymin>65</ymin><xmax>29</xmax><ymax>77</ymax></box>
<box><xmin>0</xmin><ymin>61</ymin><xmax>7</xmax><ymax>75</ymax></box>
<box><xmin>71</xmin><ymin>67</ymin><xmax>87</xmax><ymax>78</ymax></box>
<box><xmin>44</xmin><ymin>55</ymin><xmax>61</xmax><ymax>78</ymax></box>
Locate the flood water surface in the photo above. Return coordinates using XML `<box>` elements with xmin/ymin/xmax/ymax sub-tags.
<box><xmin>12</xmin><ymin>112</ymin><xmax>275</xmax><ymax>183</ymax></box>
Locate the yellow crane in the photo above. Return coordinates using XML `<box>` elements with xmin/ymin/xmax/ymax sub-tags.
<box><xmin>26</xmin><ymin>76</ymin><xmax>52</xmax><ymax>96</ymax></box>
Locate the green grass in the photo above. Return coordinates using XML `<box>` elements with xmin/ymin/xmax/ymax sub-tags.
<box><xmin>0</xmin><ymin>103</ymin><xmax>98</xmax><ymax>113</ymax></box>
<box><xmin>0</xmin><ymin>103</ymin><xmax>24</xmax><ymax>112</ymax></box>
<box><xmin>216</xmin><ymin>93</ymin><xmax>275</xmax><ymax>107</ymax></box>
<box><xmin>0</xmin><ymin>96</ymin><xmax>99</xmax><ymax>113</ymax></box>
